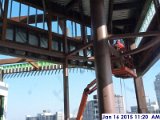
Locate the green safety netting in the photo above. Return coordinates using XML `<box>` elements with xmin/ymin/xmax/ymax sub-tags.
<box><xmin>0</xmin><ymin>61</ymin><xmax>58</xmax><ymax>70</ymax></box>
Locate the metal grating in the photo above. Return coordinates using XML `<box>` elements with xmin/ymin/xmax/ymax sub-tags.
<box><xmin>112</xmin><ymin>9</ymin><xmax>135</xmax><ymax>21</ymax></box>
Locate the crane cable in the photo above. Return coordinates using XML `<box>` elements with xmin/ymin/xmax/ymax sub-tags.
<box><xmin>123</xmin><ymin>79</ymin><xmax>128</xmax><ymax>112</ymax></box>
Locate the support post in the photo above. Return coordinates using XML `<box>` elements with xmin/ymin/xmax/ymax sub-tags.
<box><xmin>62</xmin><ymin>20</ymin><xmax>70</xmax><ymax>120</ymax></box>
<box><xmin>0</xmin><ymin>69</ymin><xmax>3</xmax><ymax>120</ymax></box>
<box><xmin>63</xmin><ymin>58</ymin><xmax>69</xmax><ymax>120</ymax></box>
<box><xmin>79</xmin><ymin>0</ymin><xmax>87</xmax><ymax>58</ymax></box>
<box><xmin>1</xmin><ymin>0</ymin><xmax>9</xmax><ymax>41</ymax></box>
<box><xmin>0</xmin><ymin>69</ymin><xmax>3</xmax><ymax>82</ymax></box>
<box><xmin>47</xmin><ymin>12</ymin><xmax>52</xmax><ymax>50</ymax></box>
<box><xmin>134</xmin><ymin>76</ymin><xmax>148</xmax><ymax>113</ymax></box>
<box><xmin>90</xmin><ymin>0</ymin><xmax>115</xmax><ymax>116</ymax></box>
<box><xmin>81</xmin><ymin>25</ymin><xmax>87</xmax><ymax>58</ymax></box>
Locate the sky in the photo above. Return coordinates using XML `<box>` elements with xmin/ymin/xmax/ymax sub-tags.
<box><xmin>0</xmin><ymin>0</ymin><xmax>160</xmax><ymax>120</ymax></box>
<box><xmin>0</xmin><ymin>54</ymin><xmax>159</xmax><ymax>120</ymax></box>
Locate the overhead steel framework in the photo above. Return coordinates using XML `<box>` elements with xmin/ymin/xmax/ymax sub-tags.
<box><xmin>0</xmin><ymin>0</ymin><xmax>160</xmax><ymax>119</ymax></box>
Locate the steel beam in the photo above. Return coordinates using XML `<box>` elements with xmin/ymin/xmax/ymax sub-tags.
<box><xmin>134</xmin><ymin>76</ymin><xmax>148</xmax><ymax>113</ymax></box>
<box><xmin>14</xmin><ymin>0</ymin><xmax>91</xmax><ymax>27</ymax></box>
<box><xmin>134</xmin><ymin>0</ymin><xmax>152</xmax><ymax>32</ymax></box>
<box><xmin>67</xmin><ymin>41</ymin><xmax>93</xmax><ymax>57</ymax></box>
<box><xmin>108</xmin><ymin>31</ymin><xmax>160</xmax><ymax>40</ymax></box>
<box><xmin>90</xmin><ymin>0</ymin><xmax>115</xmax><ymax>116</ymax></box>
<box><xmin>68</xmin><ymin>56</ymin><xmax>94</xmax><ymax>61</ymax></box>
<box><xmin>10</xmin><ymin>14</ymin><xmax>57</xmax><ymax>24</ymax></box>
<box><xmin>113</xmin><ymin>2</ymin><xmax>140</xmax><ymax>11</ymax></box>
<box><xmin>7</xmin><ymin>19</ymin><xmax>82</xmax><ymax>44</ymax></box>
<box><xmin>65</xmin><ymin>0</ymin><xmax>80</xmax><ymax>11</ymax></box>
<box><xmin>0</xmin><ymin>40</ymin><xmax>64</xmax><ymax>58</ymax></box>
<box><xmin>113</xmin><ymin>19</ymin><xmax>136</xmax><ymax>26</ymax></box>
<box><xmin>67</xmin><ymin>41</ymin><xmax>120</xmax><ymax>59</ymax></box>
<box><xmin>141</xmin><ymin>51</ymin><xmax>160</xmax><ymax>76</ymax></box>
<box><xmin>0</xmin><ymin>58</ymin><xmax>35</xmax><ymax>65</ymax></box>
<box><xmin>122</xmin><ymin>36</ymin><xmax>160</xmax><ymax>56</ymax></box>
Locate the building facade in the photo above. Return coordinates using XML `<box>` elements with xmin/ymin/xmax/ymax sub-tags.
<box><xmin>83</xmin><ymin>95</ymin><xmax>125</xmax><ymax>120</ymax></box>
<box><xmin>154</xmin><ymin>73</ymin><xmax>160</xmax><ymax>108</ymax></box>
<box><xmin>26</xmin><ymin>111</ymin><xmax>64</xmax><ymax>120</ymax></box>
<box><xmin>26</xmin><ymin>115</ymin><xmax>37</xmax><ymax>120</ymax></box>
<box><xmin>37</xmin><ymin>110</ymin><xmax>54</xmax><ymax>120</ymax></box>
<box><xmin>131</xmin><ymin>101</ymin><xmax>159</xmax><ymax>113</ymax></box>
<box><xmin>0</xmin><ymin>69</ymin><xmax>8</xmax><ymax>120</ymax></box>
<box><xmin>83</xmin><ymin>100</ymin><xmax>97</xmax><ymax>120</ymax></box>
<box><xmin>115</xmin><ymin>95</ymin><xmax>126</xmax><ymax>113</ymax></box>
<box><xmin>130</xmin><ymin>106</ymin><xmax>137</xmax><ymax>113</ymax></box>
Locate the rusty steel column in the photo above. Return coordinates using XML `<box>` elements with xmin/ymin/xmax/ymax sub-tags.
<box><xmin>90</xmin><ymin>0</ymin><xmax>115</xmax><ymax>116</ymax></box>
<box><xmin>62</xmin><ymin>20</ymin><xmax>70</xmax><ymax>120</ymax></box>
<box><xmin>47</xmin><ymin>12</ymin><xmax>52</xmax><ymax>51</ymax></box>
<box><xmin>63</xmin><ymin>59</ymin><xmax>70</xmax><ymax>120</ymax></box>
<box><xmin>2</xmin><ymin>0</ymin><xmax>9</xmax><ymax>41</ymax></box>
<box><xmin>134</xmin><ymin>76</ymin><xmax>148</xmax><ymax>113</ymax></box>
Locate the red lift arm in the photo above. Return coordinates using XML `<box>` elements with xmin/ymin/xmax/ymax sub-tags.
<box><xmin>76</xmin><ymin>79</ymin><xmax>97</xmax><ymax>120</ymax></box>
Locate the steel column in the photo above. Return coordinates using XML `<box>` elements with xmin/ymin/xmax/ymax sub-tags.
<box><xmin>62</xmin><ymin>20</ymin><xmax>70</xmax><ymax>120</ymax></box>
<box><xmin>0</xmin><ymin>69</ymin><xmax>3</xmax><ymax>82</ymax></box>
<box><xmin>90</xmin><ymin>0</ymin><xmax>115</xmax><ymax>116</ymax></box>
<box><xmin>134</xmin><ymin>76</ymin><xmax>148</xmax><ymax>113</ymax></box>
<box><xmin>1</xmin><ymin>0</ymin><xmax>9</xmax><ymax>41</ymax></box>
<box><xmin>81</xmin><ymin>25</ymin><xmax>87</xmax><ymax>57</ymax></box>
<box><xmin>63</xmin><ymin>58</ymin><xmax>69</xmax><ymax>120</ymax></box>
<box><xmin>0</xmin><ymin>69</ymin><xmax>3</xmax><ymax>120</ymax></box>
<box><xmin>47</xmin><ymin>13</ymin><xmax>52</xmax><ymax>50</ymax></box>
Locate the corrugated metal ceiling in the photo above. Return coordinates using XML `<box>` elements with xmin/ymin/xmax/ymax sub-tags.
<box><xmin>49</xmin><ymin>0</ymin><xmax>139</xmax><ymax>21</ymax></box>
<box><xmin>49</xmin><ymin>0</ymin><xmax>110</xmax><ymax>17</ymax></box>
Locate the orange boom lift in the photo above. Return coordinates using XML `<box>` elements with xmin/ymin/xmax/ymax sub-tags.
<box><xmin>76</xmin><ymin>67</ymin><xmax>137</xmax><ymax>120</ymax></box>
<box><xmin>76</xmin><ymin>79</ymin><xmax>97</xmax><ymax>120</ymax></box>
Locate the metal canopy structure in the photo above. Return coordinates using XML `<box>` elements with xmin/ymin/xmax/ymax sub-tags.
<box><xmin>13</xmin><ymin>0</ymin><xmax>148</xmax><ymax>33</ymax></box>
<box><xmin>0</xmin><ymin>0</ymin><xmax>157</xmax><ymax>74</ymax></box>
<box><xmin>0</xmin><ymin>0</ymin><xmax>160</xmax><ymax>119</ymax></box>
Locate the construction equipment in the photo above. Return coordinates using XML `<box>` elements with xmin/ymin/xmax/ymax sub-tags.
<box><xmin>112</xmin><ymin>66</ymin><xmax>137</xmax><ymax>78</ymax></box>
<box><xmin>76</xmin><ymin>65</ymin><xmax>136</xmax><ymax>120</ymax></box>
<box><xmin>76</xmin><ymin>79</ymin><xmax>97</xmax><ymax>120</ymax></box>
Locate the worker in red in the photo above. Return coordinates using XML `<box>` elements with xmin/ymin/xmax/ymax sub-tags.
<box><xmin>113</xmin><ymin>39</ymin><xmax>125</xmax><ymax>68</ymax></box>
<box><xmin>114</xmin><ymin>39</ymin><xmax>125</xmax><ymax>50</ymax></box>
